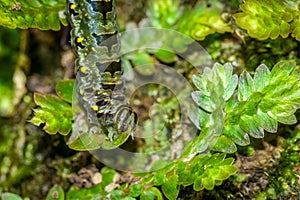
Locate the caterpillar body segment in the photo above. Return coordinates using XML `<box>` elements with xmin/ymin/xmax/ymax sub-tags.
<box><xmin>66</xmin><ymin>0</ymin><xmax>137</xmax><ymax>148</ymax></box>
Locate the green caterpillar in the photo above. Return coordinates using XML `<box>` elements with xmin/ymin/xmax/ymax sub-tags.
<box><xmin>66</xmin><ymin>0</ymin><xmax>137</xmax><ymax>148</ymax></box>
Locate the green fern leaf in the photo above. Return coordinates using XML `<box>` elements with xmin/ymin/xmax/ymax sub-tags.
<box><xmin>140</xmin><ymin>187</ymin><xmax>163</xmax><ymax>200</ymax></box>
<box><xmin>234</xmin><ymin>0</ymin><xmax>300</xmax><ymax>41</ymax></box>
<box><xmin>190</xmin><ymin>61</ymin><xmax>300</xmax><ymax>154</ymax></box>
<box><xmin>177</xmin><ymin>153</ymin><xmax>239</xmax><ymax>191</ymax></box>
<box><xmin>0</xmin><ymin>0</ymin><xmax>66</xmax><ymax>30</ymax></box>
<box><xmin>55</xmin><ymin>79</ymin><xmax>74</xmax><ymax>103</ymax></box>
<box><xmin>161</xmin><ymin>174</ymin><xmax>179</xmax><ymax>200</ymax></box>
<box><xmin>30</xmin><ymin>93</ymin><xmax>72</xmax><ymax>136</ymax></box>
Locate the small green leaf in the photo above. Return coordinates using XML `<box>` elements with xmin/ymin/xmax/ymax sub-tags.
<box><xmin>224</xmin><ymin>74</ymin><xmax>238</xmax><ymax>101</ymax></box>
<box><xmin>190</xmin><ymin>155</ymin><xmax>206</xmax><ymax>174</ymax></box>
<box><xmin>270</xmin><ymin>60</ymin><xmax>295</xmax><ymax>80</ymax></box>
<box><xmin>153</xmin><ymin>171</ymin><xmax>166</xmax><ymax>186</ymax></box>
<box><xmin>161</xmin><ymin>174</ymin><xmax>179</xmax><ymax>200</ymax></box>
<box><xmin>154</xmin><ymin>49</ymin><xmax>176</xmax><ymax>63</ymax></box>
<box><xmin>46</xmin><ymin>185</ymin><xmax>64</xmax><ymax>200</ymax></box>
<box><xmin>56</xmin><ymin>79</ymin><xmax>74</xmax><ymax>103</ymax></box>
<box><xmin>1</xmin><ymin>193</ymin><xmax>23</xmax><ymax>200</ymax></box>
<box><xmin>211</xmin><ymin>169</ymin><xmax>230</xmax><ymax>180</ymax></box>
<box><xmin>212</xmin><ymin>135</ymin><xmax>237</xmax><ymax>153</ymax></box>
<box><xmin>214</xmin><ymin>63</ymin><xmax>227</xmax><ymax>87</ymax></box>
<box><xmin>291</xmin><ymin>19</ymin><xmax>300</xmax><ymax>40</ymax></box>
<box><xmin>221</xmin><ymin>157</ymin><xmax>235</xmax><ymax>165</ymax></box>
<box><xmin>129</xmin><ymin>184</ymin><xmax>143</xmax><ymax>197</ymax></box>
<box><xmin>66</xmin><ymin>185</ymin><xmax>105</xmax><ymax>199</ymax></box>
<box><xmin>193</xmin><ymin>176</ymin><xmax>204</xmax><ymax>191</ymax></box>
<box><xmin>177</xmin><ymin>170</ymin><xmax>194</xmax><ymax>186</ymax></box>
<box><xmin>268</xmin><ymin>113</ymin><xmax>297</xmax><ymax>125</ymax></box>
<box><xmin>202</xmin><ymin>176</ymin><xmax>215</xmax><ymax>190</ymax></box>
<box><xmin>175</xmin><ymin>161</ymin><xmax>187</xmax><ymax>174</ymax></box>
<box><xmin>30</xmin><ymin>93</ymin><xmax>72</xmax><ymax>136</ymax></box>
<box><xmin>225</xmin><ymin>98</ymin><xmax>239</xmax><ymax>112</ymax></box>
<box><xmin>214</xmin><ymin>179</ymin><xmax>223</xmax><ymax>186</ymax></box>
<box><xmin>254</xmin><ymin>64</ymin><xmax>270</xmax><ymax>91</ymax></box>
<box><xmin>140</xmin><ymin>187</ymin><xmax>163</xmax><ymax>200</ymax></box>
<box><xmin>211</xmin><ymin>166</ymin><xmax>237</xmax><ymax>181</ymax></box>
<box><xmin>188</xmin><ymin>106</ymin><xmax>210</xmax><ymax>129</ymax></box>
<box><xmin>223</xmin><ymin>63</ymin><xmax>234</xmax><ymax>88</ymax></box>
<box><xmin>110</xmin><ymin>190</ymin><xmax>126</xmax><ymax>199</ymax></box>
<box><xmin>141</xmin><ymin>174</ymin><xmax>154</xmax><ymax>185</ymax></box>
<box><xmin>279</xmin><ymin>21</ymin><xmax>290</xmax><ymax>38</ymax></box>
<box><xmin>191</xmin><ymin>91</ymin><xmax>215</xmax><ymax>112</ymax></box>
<box><xmin>219</xmin><ymin>165</ymin><xmax>239</xmax><ymax>175</ymax></box>
<box><xmin>207</xmin><ymin>153</ymin><xmax>226</xmax><ymax>166</ymax></box>
<box><xmin>224</xmin><ymin>124</ymin><xmax>250</xmax><ymax>146</ymax></box>
<box><xmin>191</xmin><ymin>128</ymin><xmax>211</xmax><ymax>153</ymax></box>
<box><xmin>192</xmin><ymin>74</ymin><xmax>209</xmax><ymax>96</ymax></box>
<box><xmin>238</xmin><ymin>71</ymin><xmax>254</xmax><ymax>101</ymax></box>
<box><xmin>254</xmin><ymin>109</ymin><xmax>278</xmax><ymax>133</ymax></box>
<box><xmin>240</xmin><ymin>115</ymin><xmax>264</xmax><ymax>138</ymax></box>
<box><xmin>101</xmin><ymin>167</ymin><xmax>117</xmax><ymax>188</ymax></box>
<box><xmin>129</xmin><ymin>52</ymin><xmax>155</xmax><ymax>76</ymax></box>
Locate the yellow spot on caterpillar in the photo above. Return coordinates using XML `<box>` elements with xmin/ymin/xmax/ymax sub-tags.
<box><xmin>76</xmin><ymin>37</ymin><xmax>83</xmax><ymax>43</ymax></box>
<box><xmin>80</xmin><ymin>66</ymin><xmax>87</xmax><ymax>73</ymax></box>
<box><xmin>70</xmin><ymin>4</ymin><xmax>76</xmax><ymax>10</ymax></box>
<box><xmin>79</xmin><ymin>89</ymin><xmax>84</xmax><ymax>95</ymax></box>
<box><xmin>93</xmin><ymin>105</ymin><xmax>99</xmax><ymax>111</ymax></box>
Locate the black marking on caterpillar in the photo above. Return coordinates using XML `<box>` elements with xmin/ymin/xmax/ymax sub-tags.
<box><xmin>66</xmin><ymin>0</ymin><xmax>137</xmax><ymax>148</ymax></box>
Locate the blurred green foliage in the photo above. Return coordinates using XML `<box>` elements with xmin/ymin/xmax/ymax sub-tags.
<box><xmin>1</xmin><ymin>192</ymin><xmax>23</xmax><ymax>200</ymax></box>
<box><xmin>176</xmin><ymin>1</ymin><xmax>232</xmax><ymax>40</ymax></box>
<box><xmin>0</xmin><ymin>117</ymin><xmax>37</xmax><ymax>196</ymax></box>
<box><xmin>148</xmin><ymin>0</ymin><xmax>232</xmax><ymax>41</ymax></box>
<box><xmin>0</xmin><ymin>27</ymin><xmax>20</xmax><ymax>116</ymax></box>
<box><xmin>239</xmin><ymin>37</ymin><xmax>299</xmax><ymax>70</ymax></box>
